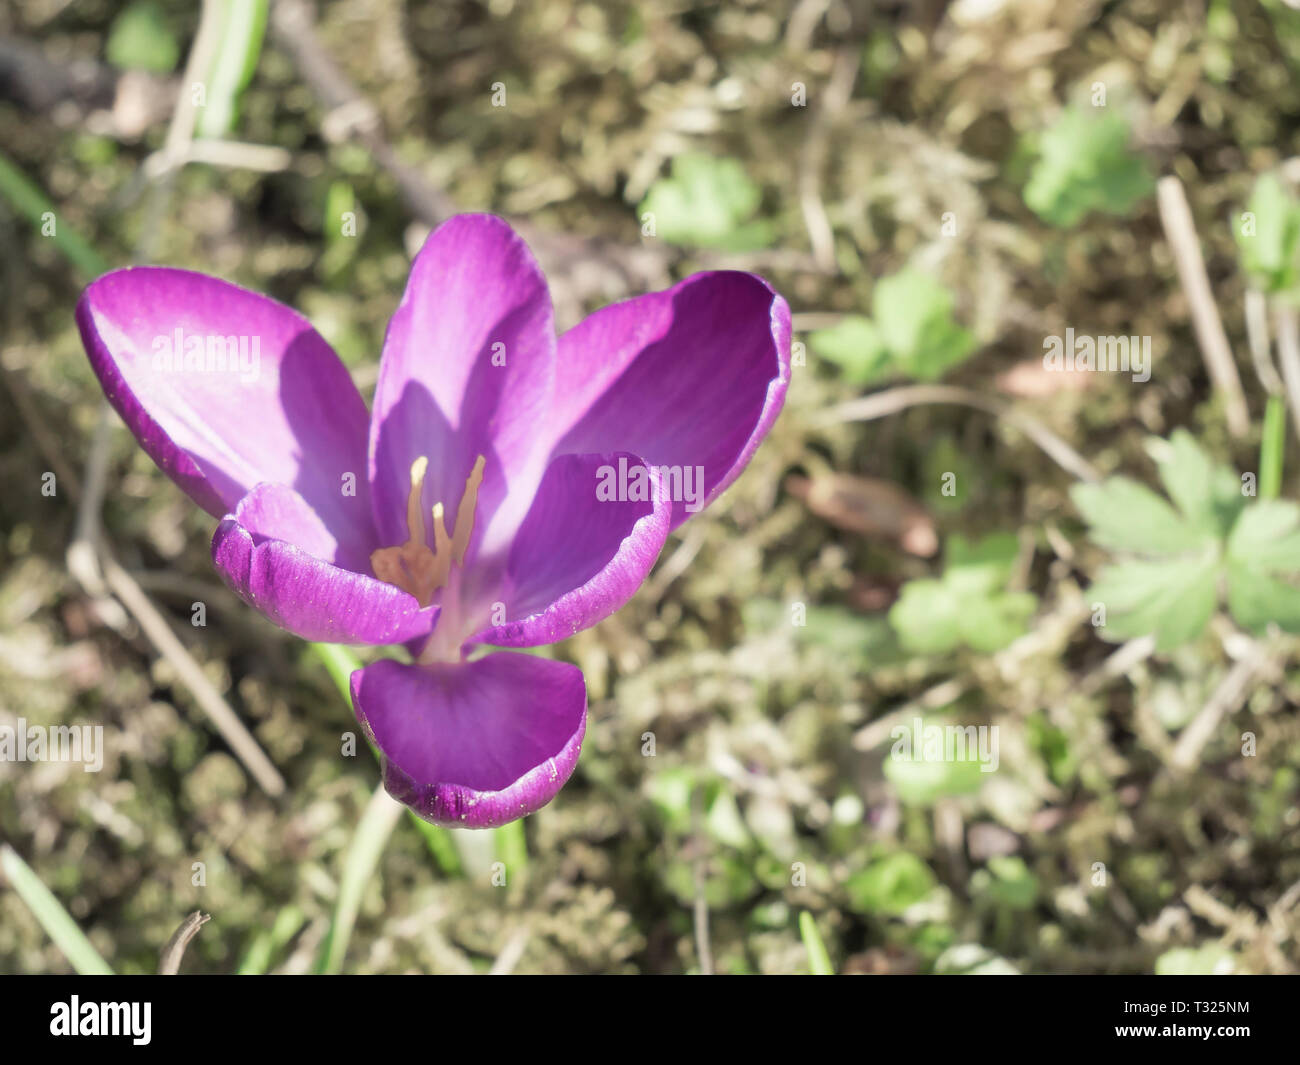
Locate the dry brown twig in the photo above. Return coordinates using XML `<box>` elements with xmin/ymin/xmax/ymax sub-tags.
<box><xmin>1243</xmin><ymin>288</ymin><xmax>1285</xmax><ymax>396</ymax></box>
<box><xmin>690</xmin><ymin>786</ymin><xmax>714</xmax><ymax>976</ymax></box>
<box><xmin>1272</xmin><ymin>301</ymin><xmax>1300</xmax><ymax>441</ymax></box>
<box><xmin>797</xmin><ymin>46</ymin><xmax>858</xmax><ymax>273</ymax></box>
<box><xmin>1169</xmin><ymin>635</ymin><xmax>1282</xmax><ymax>773</ymax></box>
<box><xmin>158</xmin><ymin>910</ymin><xmax>210</xmax><ymax>975</ymax></box>
<box><xmin>1155</xmin><ymin>175</ymin><xmax>1250</xmax><ymax>438</ymax></box>
<box><xmin>813</xmin><ymin>383</ymin><xmax>1102</xmax><ymax>483</ymax></box>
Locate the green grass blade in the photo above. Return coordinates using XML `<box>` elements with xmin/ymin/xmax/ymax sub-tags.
<box><xmin>307</xmin><ymin>642</ymin><xmax>362</xmax><ymax>706</ymax></box>
<box><xmin>236</xmin><ymin>904</ymin><xmax>305</xmax><ymax>975</ymax></box>
<box><xmin>1260</xmin><ymin>392</ymin><xmax>1286</xmax><ymax>500</ymax></box>
<box><xmin>315</xmin><ymin>784</ymin><xmax>405</xmax><ymax>975</ymax></box>
<box><xmin>0</xmin><ymin>151</ymin><xmax>111</xmax><ymax>279</ymax></box>
<box><xmin>195</xmin><ymin>0</ymin><xmax>269</xmax><ymax>138</ymax></box>
<box><xmin>494</xmin><ymin>817</ymin><xmax>527</xmax><ymax>882</ymax></box>
<box><xmin>798</xmin><ymin>911</ymin><xmax>834</xmax><ymax>975</ymax></box>
<box><xmin>1</xmin><ymin>845</ymin><xmax>114</xmax><ymax>975</ymax></box>
<box><xmin>408</xmin><ymin>816</ymin><xmax>463</xmax><ymax>877</ymax></box>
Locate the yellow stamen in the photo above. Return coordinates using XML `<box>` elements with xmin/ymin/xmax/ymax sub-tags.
<box><xmin>450</xmin><ymin>456</ymin><xmax>486</xmax><ymax>565</ymax></box>
<box><xmin>369</xmin><ymin>455</ymin><xmax>487</xmax><ymax>607</ymax></box>
<box><xmin>406</xmin><ymin>457</ymin><xmax>428</xmax><ymax>546</ymax></box>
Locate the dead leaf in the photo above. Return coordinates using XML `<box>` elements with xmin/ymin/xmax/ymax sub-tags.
<box><xmin>786</xmin><ymin>472</ymin><xmax>938</xmax><ymax>557</ymax></box>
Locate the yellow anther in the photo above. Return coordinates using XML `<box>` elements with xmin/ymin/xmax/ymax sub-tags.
<box><xmin>406</xmin><ymin>457</ymin><xmax>429</xmax><ymax>545</ymax></box>
<box><xmin>450</xmin><ymin>455</ymin><xmax>486</xmax><ymax>565</ymax></box>
<box><xmin>370</xmin><ymin>454</ymin><xmax>487</xmax><ymax>607</ymax></box>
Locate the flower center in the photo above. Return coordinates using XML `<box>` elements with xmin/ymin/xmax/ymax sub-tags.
<box><xmin>371</xmin><ymin>454</ymin><xmax>486</xmax><ymax>608</ymax></box>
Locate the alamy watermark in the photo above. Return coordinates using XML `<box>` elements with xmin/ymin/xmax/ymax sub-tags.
<box><xmin>595</xmin><ymin>456</ymin><xmax>705</xmax><ymax>513</ymax></box>
<box><xmin>50</xmin><ymin>997</ymin><xmax>150</xmax><ymax>1045</ymax></box>
<box><xmin>152</xmin><ymin>328</ymin><xmax>261</xmax><ymax>383</ymax></box>
<box><xmin>889</xmin><ymin>716</ymin><xmax>999</xmax><ymax>773</ymax></box>
<box><xmin>0</xmin><ymin>718</ymin><xmax>103</xmax><ymax>772</ymax></box>
<box><xmin>1043</xmin><ymin>329</ymin><xmax>1150</xmax><ymax>383</ymax></box>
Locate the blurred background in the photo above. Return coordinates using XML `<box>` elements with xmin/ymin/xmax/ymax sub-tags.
<box><xmin>1</xmin><ymin>0</ymin><xmax>1299</xmax><ymax>975</ymax></box>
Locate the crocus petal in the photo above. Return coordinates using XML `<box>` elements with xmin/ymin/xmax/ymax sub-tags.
<box><xmin>369</xmin><ymin>215</ymin><xmax>555</xmax><ymax>566</ymax></box>
<box><xmin>352</xmin><ymin>652</ymin><xmax>586</xmax><ymax>828</ymax></box>
<box><xmin>76</xmin><ymin>267</ymin><xmax>374</xmax><ymax>549</ymax></box>
<box><xmin>548</xmin><ymin>271</ymin><xmax>791</xmax><ymax>528</ymax></box>
<box><xmin>213</xmin><ymin>483</ymin><xmax>439</xmax><ymax>645</ymax></box>
<box><xmin>470</xmin><ymin>453</ymin><xmax>671</xmax><ymax>647</ymax></box>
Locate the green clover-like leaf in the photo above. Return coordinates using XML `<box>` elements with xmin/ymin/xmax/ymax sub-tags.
<box><xmin>872</xmin><ymin>269</ymin><xmax>976</xmax><ymax>381</ymax></box>
<box><xmin>1023</xmin><ymin>104</ymin><xmax>1153</xmax><ymax>227</ymax></box>
<box><xmin>809</xmin><ymin>270</ymin><xmax>976</xmax><ymax>385</ymax></box>
<box><xmin>845</xmin><ymin>853</ymin><xmax>937</xmax><ymax>916</ymax></box>
<box><xmin>106</xmin><ymin>0</ymin><xmax>180</xmax><ymax>73</ymax></box>
<box><xmin>1070</xmin><ymin>477</ymin><xmax>1212</xmax><ymax>557</ymax></box>
<box><xmin>1079</xmin><ymin>443</ymin><xmax>1300</xmax><ymax>648</ymax></box>
<box><xmin>1225</xmin><ymin>500</ymin><xmax>1300</xmax><ymax>634</ymax></box>
<box><xmin>638</xmin><ymin>154</ymin><xmax>774</xmax><ymax>251</ymax></box>
<box><xmin>1087</xmin><ymin>552</ymin><xmax>1219</xmax><ymax>651</ymax></box>
<box><xmin>889</xmin><ymin>533</ymin><xmax>1035</xmax><ymax>654</ymax></box>
<box><xmin>1147</xmin><ymin>429</ymin><xmax>1247</xmax><ymax>538</ymax></box>
<box><xmin>1236</xmin><ymin>172</ymin><xmax>1300</xmax><ymax>295</ymax></box>
<box><xmin>807</xmin><ymin>315</ymin><xmax>891</xmax><ymax>385</ymax></box>
<box><xmin>971</xmin><ymin>856</ymin><xmax>1039</xmax><ymax>911</ymax></box>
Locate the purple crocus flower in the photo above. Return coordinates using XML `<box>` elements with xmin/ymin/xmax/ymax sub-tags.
<box><xmin>76</xmin><ymin>214</ymin><xmax>790</xmax><ymax>827</ymax></box>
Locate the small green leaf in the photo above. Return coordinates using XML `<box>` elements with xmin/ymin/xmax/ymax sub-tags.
<box><xmin>1026</xmin><ymin>714</ymin><xmax>1078</xmax><ymax>786</ymax></box>
<box><xmin>1071</xmin><ymin>477</ymin><xmax>1210</xmax><ymax>556</ymax></box>
<box><xmin>1146</xmin><ymin>429</ymin><xmax>1244</xmax><ymax>538</ymax></box>
<box><xmin>889</xmin><ymin>580</ymin><xmax>963</xmax><ymax>655</ymax></box>
<box><xmin>1236</xmin><ymin>172</ymin><xmax>1300</xmax><ymax>294</ymax></box>
<box><xmin>889</xmin><ymin>533</ymin><xmax>1035</xmax><ymax>655</ymax></box>
<box><xmin>1089</xmin><ymin>552</ymin><xmax>1219</xmax><ymax>650</ymax></box>
<box><xmin>811</xmin><ymin>270</ymin><xmax>976</xmax><ymax>385</ymax></box>
<box><xmin>946</xmin><ymin>532</ymin><xmax>1021</xmax><ymax>592</ymax></box>
<box><xmin>1023</xmin><ymin>104</ymin><xmax>1153</xmax><ymax>227</ymax></box>
<box><xmin>1075</xmin><ymin>432</ymin><xmax>1299</xmax><ymax>647</ymax></box>
<box><xmin>1227</xmin><ymin>562</ymin><xmax>1300</xmax><ymax>633</ymax></box>
<box><xmin>106</xmin><ymin>1</ymin><xmax>179</xmax><ymax>73</ymax></box>
<box><xmin>845</xmin><ymin>853</ymin><xmax>937</xmax><ymax>916</ymax></box>
<box><xmin>808</xmin><ymin>315</ymin><xmax>891</xmax><ymax>384</ymax></box>
<box><xmin>638</xmin><ymin>155</ymin><xmax>773</xmax><ymax>251</ymax></box>
<box><xmin>872</xmin><ymin>269</ymin><xmax>976</xmax><ymax>380</ymax></box>
<box><xmin>971</xmin><ymin>856</ymin><xmax>1039</xmax><ymax>911</ymax></box>
<box><xmin>647</xmin><ymin>767</ymin><xmax>696</xmax><ymax>834</ymax></box>
<box><xmin>707</xmin><ymin>790</ymin><xmax>754</xmax><ymax>851</ymax></box>
<box><xmin>959</xmin><ymin>591</ymin><xmax>1038</xmax><ymax>653</ymax></box>
<box><xmin>1222</xmin><ymin>501</ymin><xmax>1300</xmax><ymax>632</ymax></box>
<box><xmin>1226</xmin><ymin>500</ymin><xmax>1300</xmax><ymax>570</ymax></box>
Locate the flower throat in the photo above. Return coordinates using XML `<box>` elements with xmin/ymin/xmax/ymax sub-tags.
<box><xmin>371</xmin><ymin>455</ymin><xmax>486</xmax><ymax>607</ymax></box>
